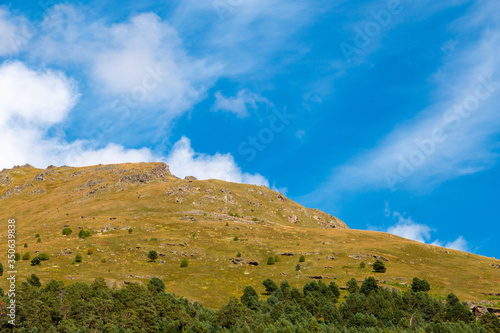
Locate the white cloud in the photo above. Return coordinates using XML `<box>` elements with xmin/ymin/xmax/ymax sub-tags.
<box><xmin>0</xmin><ymin>61</ymin><xmax>268</xmax><ymax>188</ymax></box>
<box><xmin>0</xmin><ymin>61</ymin><xmax>158</xmax><ymax>169</ymax></box>
<box><xmin>431</xmin><ymin>236</ymin><xmax>468</xmax><ymax>252</ymax></box>
<box><xmin>384</xmin><ymin>204</ymin><xmax>469</xmax><ymax>252</ymax></box>
<box><xmin>166</xmin><ymin>136</ymin><xmax>269</xmax><ymax>186</ymax></box>
<box><xmin>0</xmin><ymin>61</ymin><xmax>78</xmax><ymax>126</ymax></box>
<box><xmin>212</xmin><ymin>89</ymin><xmax>272</xmax><ymax>117</ymax></box>
<box><xmin>387</xmin><ymin>212</ymin><xmax>432</xmax><ymax>243</ymax></box>
<box><xmin>0</xmin><ymin>7</ymin><xmax>31</xmax><ymax>56</ymax></box>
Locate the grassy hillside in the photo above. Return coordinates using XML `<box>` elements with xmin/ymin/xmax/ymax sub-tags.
<box><xmin>0</xmin><ymin>162</ymin><xmax>499</xmax><ymax>309</ymax></box>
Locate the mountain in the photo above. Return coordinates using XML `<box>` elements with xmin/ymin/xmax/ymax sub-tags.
<box><xmin>0</xmin><ymin>162</ymin><xmax>499</xmax><ymax>309</ymax></box>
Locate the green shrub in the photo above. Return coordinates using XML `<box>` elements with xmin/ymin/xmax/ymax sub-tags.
<box><xmin>148</xmin><ymin>250</ymin><xmax>158</xmax><ymax>262</ymax></box>
<box><xmin>22</xmin><ymin>252</ymin><xmax>30</xmax><ymax>260</ymax></box>
<box><xmin>14</xmin><ymin>253</ymin><xmax>20</xmax><ymax>261</ymax></box>
<box><xmin>180</xmin><ymin>259</ymin><xmax>189</xmax><ymax>267</ymax></box>
<box><xmin>38</xmin><ymin>253</ymin><xmax>50</xmax><ymax>261</ymax></box>
<box><xmin>35</xmin><ymin>233</ymin><xmax>40</xmax><ymax>238</ymax></box>
<box><xmin>267</xmin><ymin>257</ymin><xmax>275</xmax><ymax>265</ymax></box>
<box><xmin>299</xmin><ymin>255</ymin><xmax>305</xmax><ymax>262</ymax></box>
<box><xmin>128</xmin><ymin>228</ymin><xmax>133</xmax><ymax>234</ymax></box>
<box><xmin>148</xmin><ymin>277</ymin><xmax>165</xmax><ymax>293</ymax></box>
<box><xmin>101</xmin><ymin>259</ymin><xmax>106</xmax><ymax>263</ymax></box>
<box><xmin>37</xmin><ymin>238</ymin><xmax>41</xmax><ymax>243</ymax></box>
<box><xmin>236</xmin><ymin>252</ymin><xmax>242</xmax><ymax>258</ymax></box>
<box><xmin>31</xmin><ymin>257</ymin><xmax>41</xmax><ymax>266</ymax></box>
<box><xmin>24</xmin><ymin>243</ymin><xmax>28</xmax><ymax>248</ymax></box>
<box><xmin>233</xmin><ymin>235</ymin><xmax>239</xmax><ymax>241</ymax></box>
<box><xmin>75</xmin><ymin>254</ymin><xmax>82</xmax><ymax>263</ymax></box>
<box><xmin>0</xmin><ymin>263</ymin><xmax>3</xmax><ymax>276</ymax></box>
<box><xmin>295</xmin><ymin>264</ymin><xmax>300</xmax><ymax>271</ymax></box>
<box><xmin>252</xmin><ymin>217</ymin><xmax>259</xmax><ymax>221</ymax></box>
<box><xmin>62</xmin><ymin>227</ymin><xmax>72</xmax><ymax>236</ymax></box>
<box><xmin>411</xmin><ymin>277</ymin><xmax>431</xmax><ymax>292</ymax></box>
<box><xmin>360</xmin><ymin>261</ymin><xmax>366</xmax><ymax>268</ymax></box>
<box><xmin>274</xmin><ymin>255</ymin><xmax>281</xmax><ymax>263</ymax></box>
<box><xmin>78</xmin><ymin>229</ymin><xmax>92</xmax><ymax>239</ymax></box>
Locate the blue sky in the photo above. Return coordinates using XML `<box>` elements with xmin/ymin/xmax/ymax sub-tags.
<box><xmin>1</xmin><ymin>0</ymin><xmax>499</xmax><ymax>257</ymax></box>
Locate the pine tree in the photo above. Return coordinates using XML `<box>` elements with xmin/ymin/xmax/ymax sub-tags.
<box><xmin>359</xmin><ymin>277</ymin><xmax>378</xmax><ymax>296</ymax></box>
<box><xmin>263</xmin><ymin>279</ymin><xmax>278</xmax><ymax>294</ymax></box>
<box><xmin>346</xmin><ymin>278</ymin><xmax>359</xmax><ymax>293</ymax></box>
<box><xmin>28</xmin><ymin>274</ymin><xmax>41</xmax><ymax>287</ymax></box>
<box><xmin>372</xmin><ymin>260</ymin><xmax>386</xmax><ymax>273</ymax></box>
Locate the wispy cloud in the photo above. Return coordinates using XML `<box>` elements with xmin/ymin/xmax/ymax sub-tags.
<box><xmin>32</xmin><ymin>6</ymin><xmax>221</xmax><ymax>119</ymax></box>
<box><xmin>212</xmin><ymin>89</ymin><xmax>272</xmax><ymax>117</ymax></box>
<box><xmin>0</xmin><ymin>7</ymin><xmax>32</xmax><ymax>56</ymax></box>
<box><xmin>308</xmin><ymin>0</ymin><xmax>500</xmax><ymax>200</ymax></box>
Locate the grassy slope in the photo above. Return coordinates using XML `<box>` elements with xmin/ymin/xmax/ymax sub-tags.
<box><xmin>0</xmin><ymin>163</ymin><xmax>499</xmax><ymax>309</ymax></box>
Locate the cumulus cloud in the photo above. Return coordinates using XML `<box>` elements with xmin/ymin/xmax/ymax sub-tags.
<box><xmin>166</xmin><ymin>136</ymin><xmax>269</xmax><ymax>186</ymax></box>
<box><xmin>0</xmin><ymin>7</ymin><xmax>31</xmax><ymax>56</ymax></box>
<box><xmin>212</xmin><ymin>89</ymin><xmax>272</xmax><ymax>117</ymax></box>
<box><xmin>0</xmin><ymin>61</ymin><xmax>269</xmax><ymax>189</ymax></box>
<box><xmin>384</xmin><ymin>204</ymin><xmax>469</xmax><ymax>252</ymax></box>
<box><xmin>387</xmin><ymin>212</ymin><xmax>432</xmax><ymax>244</ymax></box>
<box><xmin>0</xmin><ymin>61</ymin><xmax>158</xmax><ymax>169</ymax></box>
<box><xmin>0</xmin><ymin>61</ymin><xmax>78</xmax><ymax>126</ymax></box>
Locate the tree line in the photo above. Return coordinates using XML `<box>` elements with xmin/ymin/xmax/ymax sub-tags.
<box><xmin>0</xmin><ymin>274</ymin><xmax>499</xmax><ymax>332</ymax></box>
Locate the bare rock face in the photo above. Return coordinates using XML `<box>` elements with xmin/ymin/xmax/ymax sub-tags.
<box><xmin>34</xmin><ymin>173</ymin><xmax>46</xmax><ymax>181</ymax></box>
<box><xmin>1</xmin><ymin>183</ymin><xmax>33</xmax><ymax>199</ymax></box>
<box><xmin>120</xmin><ymin>163</ymin><xmax>173</xmax><ymax>184</ymax></box>
<box><xmin>288</xmin><ymin>215</ymin><xmax>298</xmax><ymax>223</ymax></box>
<box><xmin>29</xmin><ymin>187</ymin><xmax>46</xmax><ymax>195</ymax></box>
<box><xmin>184</xmin><ymin>176</ymin><xmax>197</xmax><ymax>181</ymax></box>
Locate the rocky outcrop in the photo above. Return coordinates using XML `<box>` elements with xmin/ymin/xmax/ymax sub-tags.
<box><xmin>230</xmin><ymin>258</ymin><xmax>259</xmax><ymax>266</ymax></box>
<box><xmin>120</xmin><ymin>163</ymin><xmax>173</xmax><ymax>184</ymax></box>
<box><xmin>1</xmin><ymin>183</ymin><xmax>33</xmax><ymax>199</ymax></box>
<box><xmin>29</xmin><ymin>187</ymin><xmax>46</xmax><ymax>195</ymax></box>
<box><xmin>470</xmin><ymin>304</ymin><xmax>500</xmax><ymax>319</ymax></box>
<box><xmin>34</xmin><ymin>173</ymin><xmax>46</xmax><ymax>181</ymax></box>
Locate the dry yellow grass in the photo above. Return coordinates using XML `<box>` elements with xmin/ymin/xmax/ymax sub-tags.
<box><xmin>0</xmin><ymin>162</ymin><xmax>499</xmax><ymax>309</ymax></box>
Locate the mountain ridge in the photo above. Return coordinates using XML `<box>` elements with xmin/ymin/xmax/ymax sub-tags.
<box><xmin>0</xmin><ymin>162</ymin><xmax>499</xmax><ymax>309</ymax></box>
